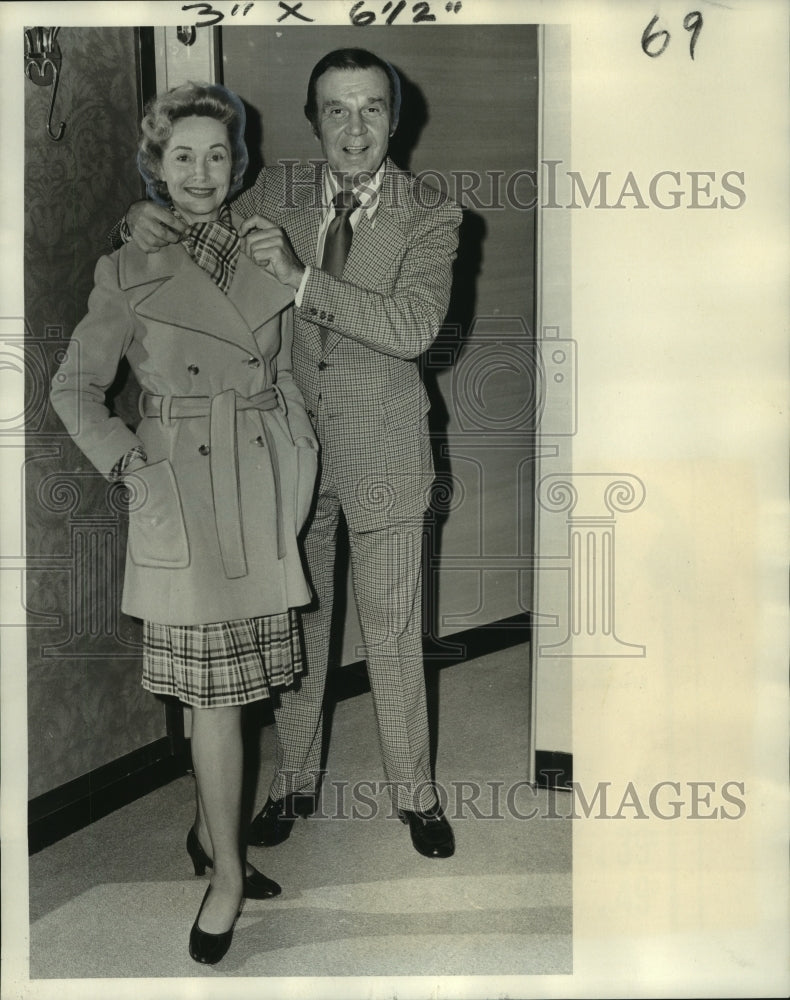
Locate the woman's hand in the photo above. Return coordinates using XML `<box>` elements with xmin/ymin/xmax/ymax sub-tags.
<box><xmin>127</xmin><ymin>201</ymin><xmax>186</xmax><ymax>253</ymax></box>
<box><xmin>239</xmin><ymin>216</ymin><xmax>305</xmax><ymax>289</ymax></box>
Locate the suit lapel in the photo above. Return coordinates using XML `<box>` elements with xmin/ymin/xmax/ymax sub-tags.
<box><xmin>282</xmin><ymin>163</ymin><xmax>326</xmax><ymax>358</ymax></box>
<box><xmin>343</xmin><ymin>207</ymin><xmax>406</xmax><ymax>287</ymax></box>
<box><xmin>322</xmin><ymin>163</ymin><xmax>411</xmax><ymax>355</ymax></box>
<box><xmin>280</xmin><ymin>162</ymin><xmax>324</xmax><ymax>265</ymax></box>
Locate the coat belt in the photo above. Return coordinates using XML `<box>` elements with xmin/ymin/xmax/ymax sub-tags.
<box><xmin>138</xmin><ymin>387</ymin><xmax>285</xmax><ymax>578</ymax></box>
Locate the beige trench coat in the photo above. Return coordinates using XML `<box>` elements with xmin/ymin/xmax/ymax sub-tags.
<box><xmin>51</xmin><ymin>228</ymin><xmax>318</xmax><ymax>625</ymax></box>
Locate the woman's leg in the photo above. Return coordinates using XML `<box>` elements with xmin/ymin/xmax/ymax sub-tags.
<box><xmin>190</xmin><ymin>704</ymin><xmax>244</xmax><ymax>932</ymax></box>
<box><xmin>194</xmin><ymin>780</ymin><xmax>209</xmax><ymax>851</ymax></box>
<box><xmin>193</xmin><ymin>744</ymin><xmax>258</xmax><ymax>879</ymax></box>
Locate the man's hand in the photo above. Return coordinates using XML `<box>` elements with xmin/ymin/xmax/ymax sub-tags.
<box><xmin>239</xmin><ymin>216</ymin><xmax>305</xmax><ymax>289</ymax></box>
<box><xmin>127</xmin><ymin>201</ymin><xmax>186</xmax><ymax>253</ymax></box>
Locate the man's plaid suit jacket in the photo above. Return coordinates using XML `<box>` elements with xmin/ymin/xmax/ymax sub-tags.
<box><xmin>235</xmin><ymin>158</ymin><xmax>462</xmax><ymax>532</ymax></box>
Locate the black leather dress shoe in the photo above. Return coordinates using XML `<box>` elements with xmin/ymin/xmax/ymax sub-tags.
<box><xmin>248</xmin><ymin>794</ymin><xmax>314</xmax><ymax>847</ymax></box>
<box><xmin>186</xmin><ymin>827</ymin><xmax>281</xmax><ymax>899</ymax></box>
<box><xmin>398</xmin><ymin>806</ymin><xmax>455</xmax><ymax>859</ymax></box>
<box><xmin>188</xmin><ymin>884</ymin><xmax>243</xmax><ymax>965</ymax></box>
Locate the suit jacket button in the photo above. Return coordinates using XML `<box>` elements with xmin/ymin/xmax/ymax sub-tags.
<box><xmin>319</xmin><ymin>310</ymin><xmax>327</xmax><ymax>320</ymax></box>
<box><xmin>327</xmin><ymin>314</ymin><xmax>334</xmax><ymax>322</ymax></box>
<box><xmin>199</xmin><ymin>444</ymin><xmax>210</xmax><ymax>456</ymax></box>
<box><xmin>187</xmin><ymin>364</ymin><xmax>199</xmax><ymax>374</ymax></box>
<box><xmin>246</xmin><ymin>357</ymin><xmax>261</xmax><ymax>368</ymax></box>
<box><xmin>309</xmin><ymin>307</ymin><xmax>318</xmax><ymax>315</ymax></box>
<box><xmin>255</xmin><ymin>435</ymin><xmax>265</xmax><ymax>447</ymax></box>
<box><xmin>307</xmin><ymin>410</ymin><xmax>314</xmax><ymax>419</ymax></box>
<box><xmin>317</xmin><ymin>361</ymin><xmax>327</xmax><ymax>371</ymax></box>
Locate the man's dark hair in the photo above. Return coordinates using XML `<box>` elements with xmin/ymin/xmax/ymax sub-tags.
<box><xmin>304</xmin><ymin>48</ymin><xmax>401</xmax><ymax>136</ymax></box>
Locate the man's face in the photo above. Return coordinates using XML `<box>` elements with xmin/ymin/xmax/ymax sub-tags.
<box><xmin>314</xmin><ymin>66</ymin><xmax>391</xmax><ymax>186</ymax></box>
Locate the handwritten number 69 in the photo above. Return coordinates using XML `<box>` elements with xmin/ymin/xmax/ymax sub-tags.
<box><xmin>642</xmin><ymin>12</ymin><xmax>703</xmax><ymax>60</ymax></box>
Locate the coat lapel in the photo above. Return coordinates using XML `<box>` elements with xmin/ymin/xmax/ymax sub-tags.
<box><xmin>119</xmin><ymin>240</ymin><xmax>292</xmax><ymax>353</ymax></box>
<box><xmin>226</xmin><ymin>247</ymin><xmax>294</xmax><ymax>334</ymax></box>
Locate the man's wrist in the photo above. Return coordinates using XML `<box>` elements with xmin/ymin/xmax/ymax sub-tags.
<box><xmin>289</xmin><ymin>264</ymin><xmax>306</xmax><ymax>290</ymax></box>
<box><xmin>294</xmin><ymin>265</ymin><xmax>310</xmax><ymax>304</ymax></box>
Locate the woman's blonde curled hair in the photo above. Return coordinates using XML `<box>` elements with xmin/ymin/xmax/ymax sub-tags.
<box><xmin>136</xmin><ymin>81</ymin><xmax>249</xmax><ymax>203</ymax></box>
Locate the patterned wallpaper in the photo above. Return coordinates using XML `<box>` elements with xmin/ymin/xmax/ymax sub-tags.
<box><xmin>25</xmin><ymin>27</ymin><xmax>167</xmax><ymax>798</ymax></box>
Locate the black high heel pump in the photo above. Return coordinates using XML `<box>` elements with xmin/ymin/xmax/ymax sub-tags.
<box><xmin>187</xmin><ymin>827</ymin><xmax>282</xmax><ymax>900</ymax></box>
<box><xmin>189</xmin><ymin>884</ymin><xmax>243</xmax><ymax>965</ymax></box>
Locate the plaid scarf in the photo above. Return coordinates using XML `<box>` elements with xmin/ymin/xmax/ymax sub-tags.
<box><xmin>177</xmin><ymin>203</ymin><xmax>240</xmax><ymax>295</ymax></box>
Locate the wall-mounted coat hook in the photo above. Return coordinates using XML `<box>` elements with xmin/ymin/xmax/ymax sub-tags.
<box><xmin>24</xmin><ymin>27</ymin><xmax>66</xmax><ymax>141</ymax></box>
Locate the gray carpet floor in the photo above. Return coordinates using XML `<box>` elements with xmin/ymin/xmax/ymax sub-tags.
<box><xmin>28</xmin><ymin>642</ymin><xmax>572</xmax><ymax>984</ymax></box>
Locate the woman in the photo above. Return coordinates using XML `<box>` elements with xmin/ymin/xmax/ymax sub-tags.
<box><xmin>50</xmin><ymin>82</ymin><xmax>318</xmax><ymax>965</ymax></box>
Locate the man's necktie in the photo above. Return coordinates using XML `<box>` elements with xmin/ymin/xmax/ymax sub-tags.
<box><xmin>318</xmin><ymin>191</ymin><xmax>359</xmax><ymax>347</ymax></box>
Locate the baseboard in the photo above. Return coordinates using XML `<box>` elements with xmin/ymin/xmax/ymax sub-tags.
<box><xmin>28</xmin><ymin>613</ymin><xmax>533</xmax><ymax>854</ymax></box>
<box><xmin>328</xmin><ymin>612</ymin><xmax>532</xmax><ymax>702</ymax></box>
<box><xmin>28</xmin><ymin>738</ymin><xmax>190</xmax><ymax>854</ymax></box>
<box><xmin>534</xmin><ymin>749</ymin><xmax>573</xmax><ymax>790</ymax></box>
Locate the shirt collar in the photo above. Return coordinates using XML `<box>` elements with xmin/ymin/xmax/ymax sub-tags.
<box><xmin>323</xmin><ymin>162</ymin><xmax>385</xmax><ymax>218</ymax></box>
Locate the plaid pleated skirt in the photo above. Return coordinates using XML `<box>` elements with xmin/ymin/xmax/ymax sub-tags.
<box><xmin>141</xmin><ymin>610</ymin><xmax>303</xmax><ymax>708</ymax></box>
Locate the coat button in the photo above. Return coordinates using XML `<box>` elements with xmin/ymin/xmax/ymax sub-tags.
<box><xmin>254</xmin><ymin>435</ymin><xmax>265</xmax><ymax>447</ymax></box>
<box><xmin>327</xmin><ymin>314</ymin><xmax>335</xmax><ymax>322</ymax></box>
<box><xmin>198</xmin><ymin>444</ymin><xmax>210</xmax><ymax>456</ymax></box>
<box><xmin>317</xmin><ymin>361</ymin><xmax>327</xmax><ymax>371</ymax></box>
<box><xmin>187</xmin><ymin>364</ymin><xmax>199</xmax><ymax>374</ymax></box>
<box><xmin>246</xmin><ymin>357</ymin><xmax>261</xmax><ymax>368</ymax></box>
<box><xmin>309</xmin><ymin>307</ymin><xmax>317</xmax><ymax>316</ymax></box>
<box><xmin>319</xmin><ymin>310</ymin><xmax>327</xmax><ymax>320</ymax></box>
<box><xmin>307</xmin><ymin>410</ymin><xmax>315</xmax><ymax>419</ymax></box>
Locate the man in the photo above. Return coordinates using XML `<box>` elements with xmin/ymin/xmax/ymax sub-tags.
<box><xmin>123</xmin><ymin>48</ymin><xmax>461</xmax><ymax>859</ymax></box>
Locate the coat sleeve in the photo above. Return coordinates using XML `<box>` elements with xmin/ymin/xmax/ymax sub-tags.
<box><xmin>275</xmin><ymin>306</ymin><xmax>319</xmax><ymax>449</ymax></box>
<box><xmin>50</xmin><ymin>254</ymin><xmax>144</xmax><ymax>479</ymax></box>
<box><xmin>298</xmin><ymin>197</ymin><xmax>462</xmax><ymax>360</ymax></box>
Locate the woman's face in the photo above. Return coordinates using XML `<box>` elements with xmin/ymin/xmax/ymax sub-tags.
<box><xmin>158</xmin><ymin>116</ymin><xmax>232</xmax><ymax>223</ymax></box>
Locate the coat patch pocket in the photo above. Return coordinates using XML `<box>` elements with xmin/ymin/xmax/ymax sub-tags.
<box><xmin>126</xmin><ymin>459</ymin><xmax>190</xmax><ymax>569</ymax></box>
